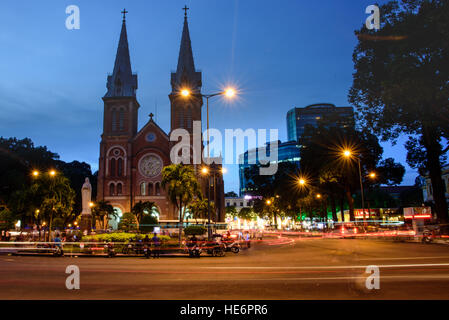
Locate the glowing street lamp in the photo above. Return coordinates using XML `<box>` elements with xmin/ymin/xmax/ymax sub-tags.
<box><xmin>201</xmin><ymin>167</ymin><xmax>209</xmax><ymax>175</ymax></box>
<box><xmin>89</xmin><ymin>202</ymin><xmax>94</xmax><ymax>208</ymax></box>
<box><xmin>32</xmin><ymin>170</ymin><xmax>39</xmax><ymax>177</ymax></box>
<box><xmin>181</xmin><ymin>89</ymin><xmax>190</xmax><ymax>97</ymax></box>
<box><xmin>369</xmin><ymin>172</ymin><xmax>376</xmax><ymax>179</ymax></box>
<box><xmin>298</xmin><ymin>178</ymin><xmax>306</xmax><ymax>186</ymax></box>
<box><xmin>49</xmin><ymin>170</ymin><xmax>56</xmax><ymax>177</ymax></box>
<box><xmin>316</xmin><ymin>194</ymin><xmax>322</xmax><ymax>199</ymax></box>
<box><xmin>266</xmin><ymin>199</ymin><xmax>271</xmax><ymax>205</ymax></box>
<box><xmin>343</xmin><ymin>150</ymin><xmax>352</xmax><ymax>158</ymax></box>
<box><xmin>224</xmin><ymin>88</ymin><xmax>235</xmax><ymax>98</ymax></box>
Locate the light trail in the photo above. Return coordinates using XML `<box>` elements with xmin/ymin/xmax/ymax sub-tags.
<box><xmin>202</xmin><ymin>263</ymin><xmax>449</xmax><ymax>270</ymax></box>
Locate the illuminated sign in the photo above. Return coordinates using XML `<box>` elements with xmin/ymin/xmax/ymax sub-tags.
<box><xmin>403</xmin><ymin>207</ymin><xmax>432</xmax><ymax>220</ymax></box>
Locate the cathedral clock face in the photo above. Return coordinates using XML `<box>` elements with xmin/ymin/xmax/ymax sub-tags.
<box><xmin>139</xmin><ymin>154</ymin><xmax>163</xmax><ymax>177</ymax></box>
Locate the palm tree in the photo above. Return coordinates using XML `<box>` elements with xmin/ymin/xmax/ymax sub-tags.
<box><xmin>188</xmin><ymin>197</ymin><xmax>215</xmax><ymax>223</ymax></box>
<box><xmin>131</xmin><ymin>201</ymin><xmax>156</xmax><ymax>230</ymax></box>
<box><xmin>92</xmin><ymin>200</ymin><xmax>117</xmax><ymax>230</ymax></box>
<box><xmin>162</xmin><ymin>164</ymin><xmax>201</xmax><ymax>243</ymax></box>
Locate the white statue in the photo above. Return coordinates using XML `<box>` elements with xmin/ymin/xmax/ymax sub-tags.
<box><xmin>81</xmin><ymin>177</ymin><xmax>92</xmax><ymax>215</ymax></box>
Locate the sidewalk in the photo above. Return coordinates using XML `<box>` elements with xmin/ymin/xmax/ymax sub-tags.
<box><xmin>7</xmin><ymin>250</ymin><xmax>198</xmax><ymax>258</ymax></box>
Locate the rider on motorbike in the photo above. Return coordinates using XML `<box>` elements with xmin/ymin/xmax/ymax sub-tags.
<box><xmin>53</xmin><ymin>233</ymin><xmax>64</xmax><ymax>256</ymax></box>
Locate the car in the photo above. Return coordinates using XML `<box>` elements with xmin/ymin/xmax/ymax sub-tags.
<box><xmin>333</xmin><ymin>224</ymin><xmax>359</xmax><ymax>238</ymax></box>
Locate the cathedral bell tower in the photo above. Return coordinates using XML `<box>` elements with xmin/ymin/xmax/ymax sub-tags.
<box><xmin>97</xmin><ymin>10</ymin><xmax>139</xmax><ymax>214</ymax></box>
<box><xmin>103</xmin><ymin>9</ymin><xmax>139</xmax><ymax>137</ymax></box>
<box><xmin>169</xmin><ymin>7</ymin><xmax>203</xmax><ymax>135</ymax></box>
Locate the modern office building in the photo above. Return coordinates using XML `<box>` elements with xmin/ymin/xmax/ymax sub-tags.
<box><xmin>238</xmin><ymin>140</ymin><xmax>300</xmax><ymax>196</ymax></box>
<box><xmin>286</xmin><ymin>103</ymin><xmax>354</xmax><ymax>142</ymax></box>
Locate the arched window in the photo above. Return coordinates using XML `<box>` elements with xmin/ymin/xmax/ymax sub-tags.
<box><xmin>111</xmin><ymin>109</ymin><xmax>117</xmax><ymax>131</ymax></box>
<box><xmin>155</xmin><ymin>182</ymin><xmax>160</xmax><ymax>196</ymax></box>
<box><xmin>117</xmin><ymin>158</ymin><xmax>123</xmax><ymax>177</ymax></box>
<box><xmin>110</xmin><ymin>159</ymin><xmax>116</xmax><ymax>177</ymax></box>
<box><xmin>117</xmin><ymin>183</ymin><xmax>123</xmax><ymax>195</ymax></box>
<box><xmin>148</xmin><ymin>183</ymin><xmax>153</xmax><ymax>196</ymax></box>
<box><xmin>109</xmin><ymin>184</ymin><xmax>115</xmax><ymax>196</ymax></box>
<box><xmin>140</xmin><ymin>182</ymin><xmax>146</xmax><ymax>196</ymax></box>
<box><xmin>119</xmin><ymin>108</ymin><xmax>125</xmax><ymax>131</ymax></box>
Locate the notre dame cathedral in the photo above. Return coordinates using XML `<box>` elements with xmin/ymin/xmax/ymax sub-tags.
<box><xmin>96</xmin><ymin>9</ymin><xmax>225</xmax><ymax>228</ymax></box>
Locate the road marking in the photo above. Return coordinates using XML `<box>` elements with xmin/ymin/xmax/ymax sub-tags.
<box><xmin>202</xmin><ymin>263</ymin><xmax>449</xmax><ymax>270</ymax></box>
<box><xmin>153</xmin><ymin>274</ymin><xmax>449</xmax><ymax>282</ymax></box>
<box><xmin>358</xmin><ymin>256</ymin><xmax>449</xmax><ymax>261</ymax></box>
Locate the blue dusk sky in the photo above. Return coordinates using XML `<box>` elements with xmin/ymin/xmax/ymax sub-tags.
<box><xmin>0</xmin><ymin>0</ymin><xmax>417</xmax><ymax>193</ymax></box>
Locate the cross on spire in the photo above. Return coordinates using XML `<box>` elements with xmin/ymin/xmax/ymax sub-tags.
<box><xmin>182</xmin><ymin>5</ymin><xmax>189</xmax><ymax>17</ymax></box>
<box><xmin>121</xmin><ymin>8</ymin><xmax>128</xmax><ymax>22</ymax></box>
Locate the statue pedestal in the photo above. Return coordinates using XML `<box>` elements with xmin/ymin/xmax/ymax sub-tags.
<box><xmin>80</xmin><ymin>214</ymin><xmax>92</xmax><ymax>234</ymax></box>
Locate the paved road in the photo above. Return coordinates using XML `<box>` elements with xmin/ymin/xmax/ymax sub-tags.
<box><xmin>1</xmin><ymin>237</ymin><xmax>449</xmax><ymax>299</ymax></box>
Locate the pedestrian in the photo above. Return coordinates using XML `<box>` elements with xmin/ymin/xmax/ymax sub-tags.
<box><xmin>152</xmin><ymin>233</ymin><xmax>161</xmax><ymax>258</ymax></box>
<box><xmin>1</xmin><ymin>230</ymin><xmax>4</xmax><ymax>241</ymax></box>
<box><xmin>245</xmin><ymin>232</ymin><xmax>251</xmax><ymax>248</ymax></box>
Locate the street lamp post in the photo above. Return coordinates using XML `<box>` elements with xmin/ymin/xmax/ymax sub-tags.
<box><xmin>201</xmin><ymin>166</ymin><xmax>226</xmax><ymax>240</ymax></box>
<box><xmin>367</xmin><ymin>172</ymin><xmax>377</xmax><ymax>222</ymax></box>
<box><xmin>357</xmin><ymin>157</ymin><xmax>366</xmax><ymax>227</ymax></box>
<box><xmin>32</xmin><ymin>170</ymin><xmax>57</xmax><ymax>241</ymax></box>
<box><xmin>48</xmin><ymin>170</ymin><xmax>57</xmax><ymax>242</ymax></box>
<box><xmin>297</xmin><ymin>177</ymin><xmax>307</xmax><ymax>224</ymax></box>
<box><xmin>180</xmin><ymin>87</ymin><xmax>235</xmax><ymax>240</ymax></box>
<box><xmin>343</xmin><ymin>150</ymin><xmax>366</xmax><ymax>227</ymax></box>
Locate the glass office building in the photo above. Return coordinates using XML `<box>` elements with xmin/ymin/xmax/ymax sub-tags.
<box><xmin>287</xmin><ymin>103</ymin><xmax>354</xmax><ymax>142</ymax></box>
<box><xmin>238</xmin><ymin>140</ymin><xmax>300</xmax><ymax>196</ymax></box>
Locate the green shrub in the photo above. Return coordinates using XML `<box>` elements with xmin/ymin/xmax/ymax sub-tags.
<box><xmin>82</xmin><ymin>232</ymin><xmax>171</xmax><ymax>243</ymax></box>
<box><xmin>118</xmin><ymin>212</ymin><xmax>137</xmax><ymax>232</ymax></box>
<box><xmin>0</xmin><ymin>209</ymin><xmax>15</xmax><ymax>230</ymax></box>
<box><xmin>184</xmin><ymin>225</ymin><xmax>206</xmax><ymax>236</ymax></box>
<box><xmin>139</xmin><ymin>214</ymin><xmax>158</xmax><ymax>233</ymax></box>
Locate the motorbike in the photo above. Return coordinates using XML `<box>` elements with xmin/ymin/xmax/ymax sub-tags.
<box><xmin>143</xmin><ymin>244</ymin><xmax>151</xmax><ymax>258</ymax></box>
<box><xmin>185</xmin><ymin>241</ymin><xmax>201</xmax><ymax>258</ymax></box>
<box><xmin>203</xmin><ymin>240</ymin><xmax>225</xmax><ymax>257</ymax></box>
<box><xmin>37</xmin><ymin>243</ymin><xmax>64</xmax><ymax>256</ymax></box>
<box><xmin>224</xmin><ymin>240</ymin><xmax>240</xmax><ymax>254</ymax></box>
<box><xmin>104</xmin><ymin>242</ymin><xmax>116</xmax><ymax>258</ymax></box>
<box><xmin>422</xmin><ymin>230</ymin><xmax>433</xmax><ymax>244</ymax></box>
<box><xmin>53</xmin><ymin>245</ymin><xmax>64</xmax><ymax>257</ymax></box>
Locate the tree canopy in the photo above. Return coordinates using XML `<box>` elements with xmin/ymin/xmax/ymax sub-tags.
<box><xmin>162</xmin><ymin>164</ymin><xmax>201</xmax><ymax>242</ymax></box>
<box><xmin>349</xmin><ymin>0</ymin><xmax>449</xmax><ymax>223</ymax></box>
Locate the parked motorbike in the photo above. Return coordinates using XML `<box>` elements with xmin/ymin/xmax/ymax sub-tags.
<box><xmin>143</xmin><ymin>244</ymin><xmax>151</xmax><ymax>259</ymax></box>
<box><xmin>187</xmin><ymin>243</ymin><xmax>201</xmax><ymax>258</ymax></box>
<box><xmin>224</xmin><ymin>240</ymin><xmax>240</xmax><ymax>254</ymax></box>
<box><xmin>422</xmin><ymin>230</ymin><xmax>433</xmax><ymax>244</ymax></box>
<box><xmin>104</xmin><ymin>242</ymin><xmax>116</xmax><ymax>258</ymax></box>
<box><xmin>122</xmin><ymin>243</ymin><xmax>134</xmax><ymax>255</ymax></box>
<box><xmin>203</xmin><ymin>240</ymin><xmax>225</xmax><ymax>257</ymax></box>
